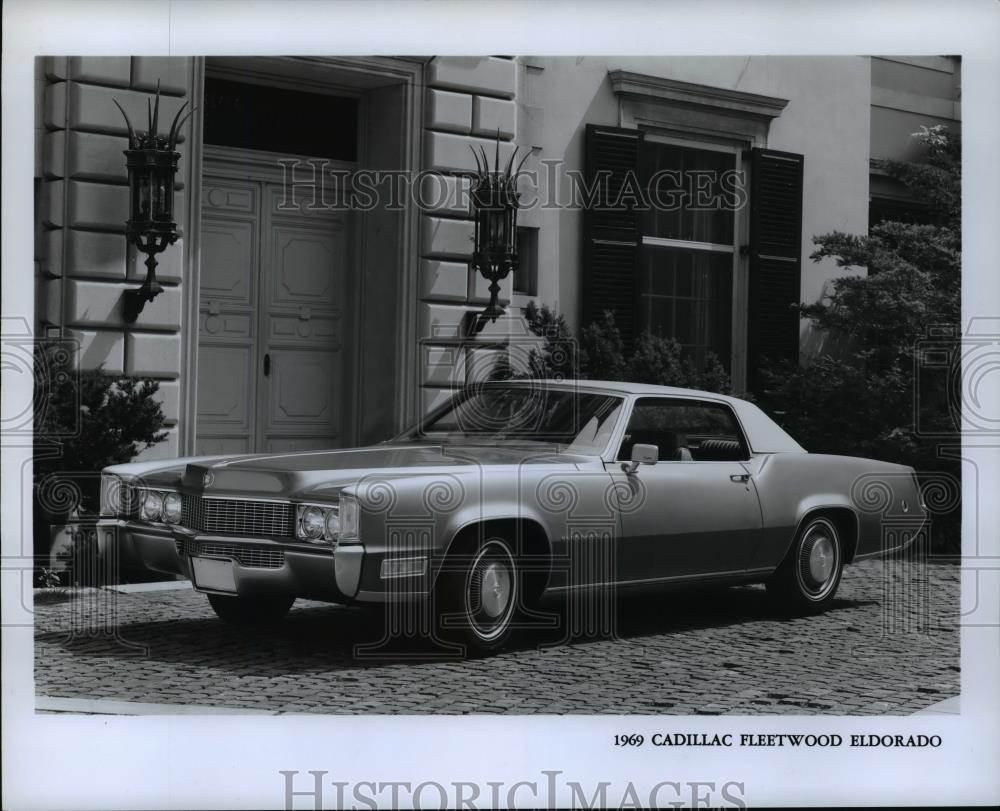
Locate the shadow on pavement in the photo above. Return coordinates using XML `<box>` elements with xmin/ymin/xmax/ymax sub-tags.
<box><xmin>35</xmin><ymin>583</ymin><xmax>878</xmax><ymax>674</ymax></box>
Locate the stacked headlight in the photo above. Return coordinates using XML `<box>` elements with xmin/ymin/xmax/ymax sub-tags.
<box><xmin>137</xmin><ymin>489</ymin><xmax>182</xmax><ymax>525</ymax></box>
<box><xmin>163</xmin><ymin>492</ymin><xmax>182</xmax><ymax>524</ymax></box>
<box><xmin>299</xmin><ymin>505</ymin><xmax>328</xmax><ymax>541</ymax></box>
<box><xmin>296</xmin><ymin>495</ymin><xmax>358</xmax><ymax>544</ymax></box>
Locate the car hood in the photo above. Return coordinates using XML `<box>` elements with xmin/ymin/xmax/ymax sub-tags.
<box><xmin>113</xmin><ymin>442</ymin><xmax>596</xmax><ymax>499</ymax></box>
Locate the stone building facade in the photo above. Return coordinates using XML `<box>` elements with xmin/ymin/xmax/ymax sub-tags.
<box><xmin>33</xmin><ymin>55</ymin><xmax>958</xmax><ymax>460</ymax></box>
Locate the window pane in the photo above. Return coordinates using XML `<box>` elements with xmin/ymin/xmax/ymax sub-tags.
<box><xmin>643</xmin><ymin>143</ymin><xmax>736</xmax><ymax>244</ymax></box>
<box><xmin>639</xmin><ymin>246</ymin><xmax>733</xmax><ymax>370</ymax></box>
<box><xmin>514</xmin><ymin>227</ymin><xmax>539</xmax><ymax>295</ymax></box>
<box><xmin>204</xmin><ymin>77</ymin><xmax>358</xmax><ymax>161</ymax></box>
<box><xmin>617</xmin><ymin>398</ymin><xmax>747</xmax><ymax>461</ymax></box>
<box><xmin>419</xmin><ymin>387</ymin><xmax>624</xmax><ymax>453</ymax></box>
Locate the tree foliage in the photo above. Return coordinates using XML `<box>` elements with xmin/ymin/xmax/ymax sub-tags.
<box><xmin>757</xmin><ymin>125</ymin><xmax>961</xmax><ymax>550</ymax></box>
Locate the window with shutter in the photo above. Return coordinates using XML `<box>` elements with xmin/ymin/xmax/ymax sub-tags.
<box><xmin>583</xmin><ymin>78</ymin><xmax>800</xmax><ymax>392</ymax></box>
<box><xmin>746</xmin><ymin>147</ymin><xmax>804</xmax><ymax>391</ymax></box>
<box><xmin>581</xmin><ymin>127</ymin><xmax>742</xmax><ymax>371</ymax></box>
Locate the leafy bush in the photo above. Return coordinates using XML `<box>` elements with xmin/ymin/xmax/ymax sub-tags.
<box><xmin>506</xmin><ymin>301</ymin><xmax>734</xmax><ymax>394</ymax></box>
<box><xmin>33</xmin><ymin>346</ymin><xmax>169</xmax><ymax>585</ymax></box>
<box><xmin>580</xmin><ymin>311</ymin><xmax>732</xmax><ymax>393</ymax></box>
<box><xmin>33</xmin><ymin>344</ymin><xmax>168</xmax><ymax>513</ymax></box>
<box><xmin>518</xmin><ymin>300</ymin><xmax>580</xmax><ymax>380</ymax></box>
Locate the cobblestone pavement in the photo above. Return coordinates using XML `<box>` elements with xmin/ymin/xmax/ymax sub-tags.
<box><xmin>33</xmin><ymin>560</ymin><xmax>959</xmax><ymax>715</ymax></box>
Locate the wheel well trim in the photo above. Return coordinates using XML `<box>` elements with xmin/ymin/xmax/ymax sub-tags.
<box><xmin>790</xmin><ymin>504</ymin><xmax>861</xmax><ymax>564</ymax></box>
<box><xmin>436</xmin><ymin>514</ymin><xmax>554</xmax><ymax>595</ymax></box>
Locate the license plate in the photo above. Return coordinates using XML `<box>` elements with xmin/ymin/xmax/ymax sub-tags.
<box><xmin>191</xmin><ymin>556</ymin><xmax>237</xmax><ymax>593</ymax></box>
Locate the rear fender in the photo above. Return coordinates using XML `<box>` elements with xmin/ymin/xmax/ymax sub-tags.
<box><xmin>789</xmin><ymin>500</ymin><xmax>861</xmax><ymax>564</ymax></box>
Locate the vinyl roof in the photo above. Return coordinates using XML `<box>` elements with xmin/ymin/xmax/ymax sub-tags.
<box><xmin>485</xmin><ymin>379</ymin><xmax>806</xmax><ymax>453</ymax></box>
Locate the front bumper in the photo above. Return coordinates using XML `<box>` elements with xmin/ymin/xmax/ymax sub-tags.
<box><xmin>98</xmin><ymin>519</ymin><xmax>365</xmax><ymax>603</ymax></box>
<box><xmin>98</xmin><ymin>519</ymin><xmax>432</xmax><ymax>604</ymax></box>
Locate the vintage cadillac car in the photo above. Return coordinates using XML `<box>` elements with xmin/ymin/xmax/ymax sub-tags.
<box><xmin>99</xmin><ymin>381</ymin><xmax>926</xmax><ymax>654</ymax></box>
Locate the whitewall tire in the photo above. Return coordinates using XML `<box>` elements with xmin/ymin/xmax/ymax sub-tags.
<box><xmin>767</xmin><ymin>516</ymin><xmax>844</xmax><ymax>613</ymax></box>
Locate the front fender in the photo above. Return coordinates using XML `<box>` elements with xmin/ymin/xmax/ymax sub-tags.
<box><xmin>348</xmin><ymin>463</ymin><xmax>610</xmax><ymax>598</ymax></box>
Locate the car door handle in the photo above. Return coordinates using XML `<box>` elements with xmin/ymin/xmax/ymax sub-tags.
<box><xmin>730</xmin><ymin>473</ymin><xmax>750</xmax><ymax>483</ymax></box>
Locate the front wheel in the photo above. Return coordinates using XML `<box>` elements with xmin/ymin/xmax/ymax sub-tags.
<box><xmin>436</xmin><ymin>536</ymin><xmax>519</xmax><ymax>656</ymax></box>
<box><xmin>207</xmin><ymin>593</ymin><xmax>295</xmax><ymax>626</ymax></box>
<box><xmin>767</xmin><ymin>516</ymin><xmax>844</xmax><ymax>613</ymax></box>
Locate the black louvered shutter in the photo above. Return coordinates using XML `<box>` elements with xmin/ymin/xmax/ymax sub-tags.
<box><xmin>747</xmin><ymin>147</ymin><xmax>804</xmax><ymax>392</ymax></box>
<box><xmin>582</xmin><ymin>124</ymin><xmax>644</xmax><ymax>346</ymax></box>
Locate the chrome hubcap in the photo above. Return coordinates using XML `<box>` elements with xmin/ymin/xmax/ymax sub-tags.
<box><xmin>796</xmin><ymin>518</ymin><xmax>841</xmax><ymax>600</ymax></box>
<box><xmin>809</xmin><ymin>536</ymin><xmax>834</xmax><ymax>583</ymax></box>
<box><xmin>466</xmin><ymin>541</ymin><xmax>516</xmax><ymax>641</ymax></box>
<box><xmin>479</xmin><ymin>562</ymin><xmax>511</xmax><ymax>618</ymax></box>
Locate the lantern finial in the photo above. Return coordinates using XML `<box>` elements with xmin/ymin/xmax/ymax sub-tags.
<box><xmin>150</xmin><ymin>81</ymin><xmax>161</xmax><ymax>144</ymax></box>
<box><xmin>113</xmin><ymin>99</ymin><xmax>137</xmax><ymax>149</ymax></box>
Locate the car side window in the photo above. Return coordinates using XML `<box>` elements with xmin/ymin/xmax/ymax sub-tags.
<box><xmin>616</xmin><ymin>398</ymin><xmax>749</xmax><ymax>462</ymax></box>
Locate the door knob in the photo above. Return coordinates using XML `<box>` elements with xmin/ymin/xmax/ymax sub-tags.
<box><xmin>263</xmin><ymin>353</ymin><xmax>271</xmax><ymax>377</ymax></box>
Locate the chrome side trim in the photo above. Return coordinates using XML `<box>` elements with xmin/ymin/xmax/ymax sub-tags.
<box><xmin>546</xmin><ymin>566</ymin><xmax>774</xmax><ymax>591</ymax></box>
<box><xmin>854</xmin><ymin>532</ymin><xmax>919</xmax><ymax>561</ymax></box>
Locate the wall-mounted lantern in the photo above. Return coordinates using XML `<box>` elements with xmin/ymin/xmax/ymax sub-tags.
<box><xmin>114</xmin><ymin>84</ymin><xmax>194</xmax><ymax>323</ymax></box>
<box><xmin>467</xmin><ymin>134</ymin><xmax>531</xmax><ymax>335</ymax></box>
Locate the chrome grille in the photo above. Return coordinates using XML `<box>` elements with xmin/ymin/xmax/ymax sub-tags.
<box><xmin>180</xmin><ymin>538</ymin><xmax>285</xmax><ymax>569</ymax></box>
<box><xmin>180</xmin><ymin>494</ymin><xmax>293</xmax><ymax>537</ymax></box>
<box><xmin>181</xmin><ymin>493</ymin><xmax>205</xmax><ymax>531</ymax></box>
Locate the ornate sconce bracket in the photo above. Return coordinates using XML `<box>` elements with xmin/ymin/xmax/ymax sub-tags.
<box><xmin>114</xmin><ymin>83</ymin><xmax>194</xmax><ymax>323</ymax></box>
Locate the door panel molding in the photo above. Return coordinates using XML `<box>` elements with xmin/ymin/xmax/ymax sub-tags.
<box><xmin>196</xmin><ymin>176</ymin><xmax>261</xmax><ymax>453</ymax></box>
<box><xmin>258</xmin><ymin>178</ymin><xmax>349</xmax><ymax>451</ymax></box>
<box><xmin>196</xmin><ymin>171</ymin><xmax>351</xmax><ymax>455</ymax></box>
<box><xmin>202</xmin><ymin>143</ymin><xmax>355</xmax><ymax>186</ymax></box>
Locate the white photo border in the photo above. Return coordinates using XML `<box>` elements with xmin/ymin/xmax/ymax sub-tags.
<box><xmin>3</xmin><ymin>1</ymin><xmax>998</xmax><ymax>808</ymax></box>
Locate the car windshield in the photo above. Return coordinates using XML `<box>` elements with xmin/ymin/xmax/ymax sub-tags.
<box><xmin>405</xmin><ymin>386</ymin><xmax>624</xmax><ymax>454</ymax></box>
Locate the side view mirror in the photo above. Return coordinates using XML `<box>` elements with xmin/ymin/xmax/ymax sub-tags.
<box><xmin>622</xmin><ymin>443</ymin><xmax>658</xmax><ymax>474</ymax></box>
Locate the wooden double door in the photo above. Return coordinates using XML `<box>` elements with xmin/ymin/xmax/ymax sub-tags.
<box><xmin>195</xmin><ymin>174</ymin><xmax>351</xmax><ymax>455</ymax></box>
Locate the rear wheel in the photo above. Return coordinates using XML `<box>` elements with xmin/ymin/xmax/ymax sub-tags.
<box><xmin>207</xmin><ymin>593</ymin><xmax>295</xmax><ymax>626</ymax></box>
<box><xmin>767</xmin><ymin>516</ymin><xmax>843</xmax><ymax>613</ymax></box>
<box><xmin>436</xmin><ymin>535</ymin><xmax>518</xmax><ymax>656</ymax></box>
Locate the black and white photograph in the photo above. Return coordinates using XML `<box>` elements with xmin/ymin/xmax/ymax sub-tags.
<box><xmin>2</xmin><ymin>1</ymin><xmax>998</xmax><ymax>808</ymax></box>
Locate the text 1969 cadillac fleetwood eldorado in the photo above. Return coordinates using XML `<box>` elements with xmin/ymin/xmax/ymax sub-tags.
<box><xmin>99</xmin><ymin>381</ymin><xmax>926</xmax><ymax>654</ymax></box>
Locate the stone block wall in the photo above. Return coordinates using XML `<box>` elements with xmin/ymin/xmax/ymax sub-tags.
<box><xmin>418</xmin><ymin>56</ymin><xmax>521</xmax><ymax>413</ymax></box>
<box><xmin>38</xmin><ymin>57</ymin><xmax>195</xmax><ymax>459</ymax></box>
